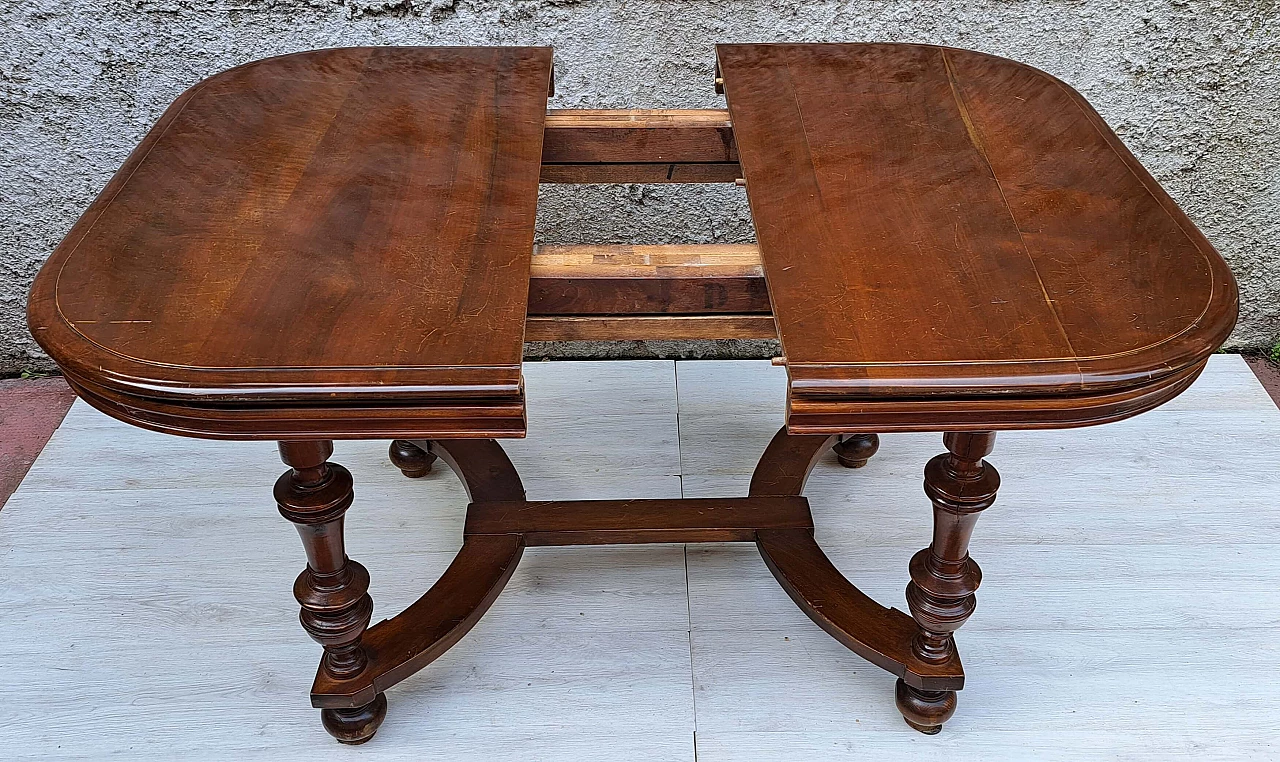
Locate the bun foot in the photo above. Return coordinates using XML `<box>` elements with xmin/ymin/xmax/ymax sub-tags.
<box><xmin>321</xmin><ymin>693</ymin><xmax>388</xmax><ymax>745</ymax></box>
<box><xmin>895</xmin><ymin>679</ymin><xmax>955</xmax><ymax>735</ymax></box>
<box><xmin>833</xmin><ymin>433</ymin><xmax>879</xmax><ymax>468</ymax></box>
<box><xmin>389</xmin><ymin>440</ymin><xmax>437</xmax><ymax>478</ymax></box>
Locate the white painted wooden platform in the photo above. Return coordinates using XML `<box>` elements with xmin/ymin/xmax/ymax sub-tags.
<box><xmin>2</xmin><ymin>356</ymin><xmax>1278</xmax><ymax>760</ymax></box>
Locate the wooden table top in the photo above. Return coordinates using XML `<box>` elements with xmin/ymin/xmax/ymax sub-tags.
<box><xmin>29</xmin><ymin>47</ymin><xmax>552</xmax><ymax>424</ymax></box>
<box><xmin>717</xmin><ymin>43</ymin><xmax>1237</xmax><ymax>427</ymax></box>
<box><xmin>28</xmin><ymin>43</ymin><xmax>1237</xmax><ymax>438</ymax></box>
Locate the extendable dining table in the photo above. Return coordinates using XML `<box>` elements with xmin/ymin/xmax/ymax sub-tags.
<box><xmin>27</xmin><ymin>43</ymin><xmax>1237</xmax><ymax>743</ymax></box>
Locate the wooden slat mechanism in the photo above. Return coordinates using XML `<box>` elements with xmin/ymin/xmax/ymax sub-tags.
<box><xmin>529</xmin><ymin>243</ymin><xmax>769</xmax><ymax>315</ymax></box>
<box><xmin>524</xmin><ymin>243</ymin><xmax>778</xmax><ymax>341</ymax></box>
<box><xmin>466</xmin><ymin>496</ymin><xmax>812</xmax><ymax>545</ymax></box>
<box><xmin>532</xmin><ymin>111</ymin><xmax>766</xmax><ymax>339</ymax></box>
<box><xmin>540</xmin><ymin>109</ymin><xmax>741</xmax><ymax>184</ymax></box>
<box><xmin>525</xmin><ymin>314</ymin><xmax>776</xmax><ymax>341</ymax></box>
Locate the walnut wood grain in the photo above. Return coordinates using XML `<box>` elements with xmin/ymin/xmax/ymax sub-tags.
<box><xmin>310</xmin><ymin>436</ymin><xmax>528</xmax><ymax>710</ymax></box>
<box><xmin>524</xmin><ymin>314</ymin><xmax>777</xmax><ymax>341</ymax></box>
<box><xmin>833</xmin><ymin>433</ymin><xmax>880</xmax><ymax>468</ymax></box>
<box><xmin>748</xmin><ymin>427</ymin><xmax>839</xmax><ymax>498</ymax></box>
<box><xmin>539</xmin><ymin>162</ymin><xmax>742</xmax><ymax>184</ymax></box>
<box><xmin>897</xmin><ymin>431</ymin><xmax>1000</xmax><ymax>733</ymax></box>
<box><xmin>528</xmin><ymin>244</ymin><xmax>770</xmax><ymax>315</ymax></box>
<box><xmin>465</xmin><ymin>496</ymin><xmax>812</xmax><ymax>545</ymax></box>
<box><xmin>388</xmin><ymin>439</ymin><xmax>437</xmax><ymax>478</ymax></box>
<box><xmin>312</xmin><ymin>426</ymin><xmax>958</xmax><ymax>721</ymax></box>
<box><xmin>784</xmin><ymin>360</ymin><xmax>1206</xmax><ymax>434</ymax></box>
<box><xmin>540</xmin><ymin>109</ymin><xmax>740</xmax><ymax>183</ymax></box>
<box><xmin>61</xmin><ymin>369</ymin><xmax>528</xmax><ymax>441</ymax></box>
<box><xmin>311</xmin><ymin>533</ymin><xmax>525</xmax><ymax>709</ymax></box>
<box><xmin>23</xmin><ymin>44</ymin><xmax>1243</xmax><ymax>744</ymax></box>
<box><xmin>757</xmin><ymin>528</ymin><xmax>964</xmax><ymax>692</ymax></box>
<box><xmin>27</xmin><ymin>47</ymin><xmax>553</xmax><ymax>436</ymax></box>
<box><xmin>276</xmin><ymin>440</ymin><xmax>386</xmax><ymax>742</ymax></box>
<box><xmin>717</xmin><ymin>43</ymin><xmax>1237</xmax><ymax>429</ymax></box>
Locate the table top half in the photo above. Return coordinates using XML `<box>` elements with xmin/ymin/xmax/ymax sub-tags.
<box><xmin>29</xmin><ymin>46</ymin><xmax>553</xmax><ymax>413</ymax></box>
<box><xmin>717</xmin><ymin>43</ymin><xmax>1236</xmax><ymax>404</ymax></box>
<box><xmin>28</xmin><ymin>43</ymin><xmax>1237</xmax><ymax>439</ymax></box>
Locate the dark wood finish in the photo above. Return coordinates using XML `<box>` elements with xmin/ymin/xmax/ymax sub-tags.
<box><xmin>540</xmin><ymin>162</ymin><xmax>742</xmax><ymax>184</ymax></box>
<box><xmin>785</xmin><ymin>361</ymin><xmax>1207</xmax><ymax>434</ymax></box>
<box><xmin>313</xmin><ymin>533</ymin><xmax>525</xmax><ymax>708</ymax></box>
<box><xmin>311</xmin><ymin>437</ymin><xmax>527</xmax><ymax>709</ymax></box>
<box><xmin>717</xmin><ymin>43</ymin><xmax>1238</xmax><ymax>431</ymax></box>
<box><xmin>748</xmin><ymin>428</ymin><xmax>838</xmax><ymax>498</ymax></box>
<box><xmin>388</xmin><ymin>439</ymin><xmax>436</xmax><ymax>478</ymax></box>
<box><xmin>311</xmin><ymin>428</ymin><xmax>968</xmax><ymax>720</ymax></box>
<box><xmin>428</xmin><ymin>438</ymin><xmax>527</xmax><ymax>503</ymax></box>
<box><xmin>525</xmin><ymin>314</ymin><xmax>777</xmax><ymax>341</ymax></box>
<box><xmin>28</xmin><ymin>46</ymin><xmax>553</xmax><ymax>439</ymax></box>
<box><xmin>320</xmin><ymin>694</ymin><xmax>388</xmax><ymax>745</ymax></box>
<box><xmin>747</xmin><ymin>426</ymin><xmax>962</xmax><ymax>690</ymax></box>
<box><xmin>908</xmin><ymin>432</ymin><xmax>998</xmax><ymax>661</ymax></box>
<box><xmin>894</xmin><ymin>681</ymin><xmax>956</xmax><ymax>736</ymax></box>
<box><xmin>897</xmin><ymin>431</ymin><xmax>999</xmax><ymax>733</ymax></box>
<box><xmin>757</xmin><ymin>528</ymin><xmax>964</xmax><ymax>691</ymax></box>
<box><xmin>526</xmin><ymin>243</ymin><xmax>776</xmax><ymax>340</ymax></box>
<box><xmin>465</xmin><ymin>496</ymin><xmax>812</xmax><ymax>545</ymax></box>
<box><xmin>276</xmin><ymin>440</ymin><xmax>384</xmax><ymax>743</ymax></box>
<box><xmin>540</xmin><ymin>109</ymin><xmax>740</xmax><ymax>183</ymax></box>
<box><xmin>528</xmin><ymin>244</ymin><xmax>770</xmax><ymax>315</ymax></box>
<box><xmin>833</xmin><ymin>433</ymin><xmax>879</xmax><ymax>469</ymax></box>
<box><xmin>543</xmin><ymin>109</ymin><xmax>737</xmax><ymax>162</ymax></box>
<box><xmin>62</xmin><ymin>370</ymin><xmax>529</xmax><ymax>440</ymax></box>
<box><xmin>25</xmin><ymin>44</ymin><xmax>1244</xmax><ymax>743</ymax></box>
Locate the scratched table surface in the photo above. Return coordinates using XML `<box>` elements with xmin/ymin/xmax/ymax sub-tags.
<box><xmin>717</xmin><ymin>43</ymin><xmax>1237</xmax><ymax>401</ymax></box>
<box><xmin>27</xmin><ymin>46</ymin><xmax>553</xmax><ymax>407</ymax></box>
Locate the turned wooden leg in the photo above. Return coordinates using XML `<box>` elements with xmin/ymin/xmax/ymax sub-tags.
<box><xmin>277</xmin><ymin>440</ymin><xmax>387</xmax><ymax>744</ymax></box>
<box><xmin>833</xmin><ymin>433</ymin><xmax>879</xmax><ymax>468</ymax></box>
<box><xmin>389</xmin><ymin>439</ymin><xmax>437</xmax><ymax>478</ymax></box>
<box><xmin>897</xmin><ymin>431</ymin><xmax>999</xmax><ymax>734</ymax></box>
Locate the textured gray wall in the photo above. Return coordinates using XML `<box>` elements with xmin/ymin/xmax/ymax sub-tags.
<box><xmin>3</xmin><ymin>1</ymin><xmax>1276</xmax><ymax>372</ymax></box>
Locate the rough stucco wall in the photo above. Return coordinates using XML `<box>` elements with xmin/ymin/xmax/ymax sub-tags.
<box><xmin>2</xmin><ymin>0</ymin><xmax>1276</xmax><ymax>372</ymax></box>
